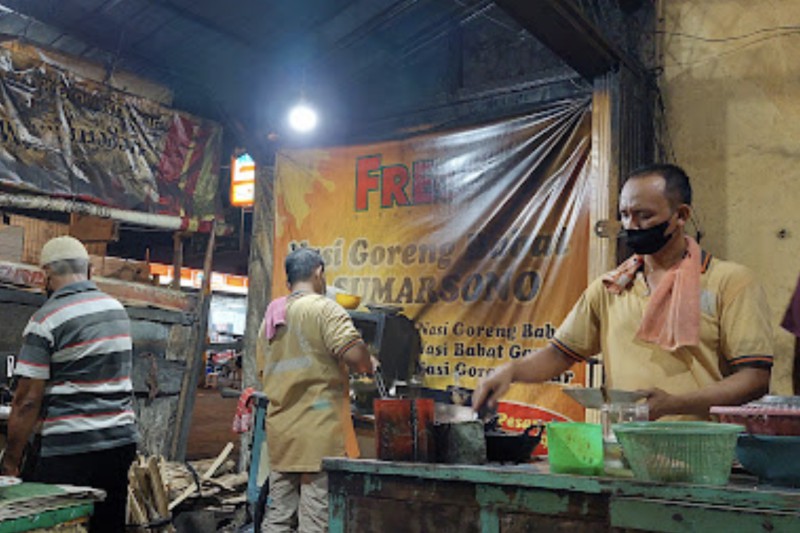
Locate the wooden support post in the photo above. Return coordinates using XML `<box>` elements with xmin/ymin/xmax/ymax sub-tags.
<box><xmin>171</xmin><ymin>232</ymin><xmax>184</xmax><ymax>290</ymax></box>
<box><xmin>239</xmin><ymin>149</ymin><xmax>277</xmax><ymax>472</ymax></box>
<box><xmin>582</xmin><ymin>72</ymin><xmax>621</xmax><ymax>421</ymax></box>
<box><xmin>170</xmin><ymin>222</ymin><xmax>216</xmax><ymax>461</ymax></box>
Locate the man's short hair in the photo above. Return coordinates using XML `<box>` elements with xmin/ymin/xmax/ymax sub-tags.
<box><xmin>285</xmin><ymin>248</ymin><xmax>324</xmax><ymax>285</ymax></box>
<box><xmin>627</xmin><ymin>163</ymin><xmax>692</xmax><ymax>207</ymax></box>
<box><xmin>45</xmin><ymin>258</ymin><xmax>89</xmax><ymax>277</ymax></box>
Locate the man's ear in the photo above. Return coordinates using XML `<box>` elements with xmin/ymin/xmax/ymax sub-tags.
<box><xmin>676</xmin><ymin>204</ymin><xmax>692</xmax><ymax>227</ymax></box>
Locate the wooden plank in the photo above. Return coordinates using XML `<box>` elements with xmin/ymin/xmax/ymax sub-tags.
<box><xmin>132</xmin><ymin>464</ymin><xmax>157</xmax><ymax>521</ymax></box>
<box><xmin>0</xmin><ymin>259</ymin><xmax>194</xmax><ymax>312</ymax></box>
<box><xmin>69</xmin><ymin>213</ymin><xmax>117</xmax><ymax>242</ymax></box>
<box><xmin>323</xmin><ymin>459</ymin><xmax>800</xmax><ymax>514</ymax></box>
<box><xmin>610</xmin><ymin>497</ymin><xmax>800</xmax><ymax>533</ymax></box>
<box><xmin>89</xmin><ymin>255</ymin><xmax>151</xmax><ymax>283</ymax></box>
<box><xmin>7</xmin><ymin>214</ymin><xmax>68</xmax><ymax>265</ymax></box>
<box><xmin>126</xmin><ymin>306</ymin><xmax>193</xmax><ymax>326</ymax></box>
<box><xmin>170</xmin><ymin>223</ymin><xmax>216</xmax><ymax>461</ymax></box>
<box><xmin>146</xmin><ymin>456</ymin><xmax>170</xmax><ymax>520</ymax></box>
<box><xmin>128</xmin><ymin>485</ymin><xmax>148</xmax><ymax>531</ymax></box>
<box><xmin>0</xmin><ymin>225</ymin><xmax>23</xmax><ymax>262</ymax></box>
<box><xmin>95</xmin><ymin>277</ymin><xmax>195</xmax><ymax>312</ymax></box>
<box><xmin>168</xmin><ymin>442</ymin><xmax>234</xmax><ymax>511</ymax></box>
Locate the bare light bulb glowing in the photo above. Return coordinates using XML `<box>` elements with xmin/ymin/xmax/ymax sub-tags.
<box><xmin>288</xmin><ymin>103</ymin><xmax>318</xmax><ymax>133</ymax></box>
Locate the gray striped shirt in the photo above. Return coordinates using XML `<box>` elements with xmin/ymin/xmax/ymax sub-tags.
<box><xmin>15</xmin><ymin>281</ymin><xmax>138</xmax><ymax>457</ymax></box>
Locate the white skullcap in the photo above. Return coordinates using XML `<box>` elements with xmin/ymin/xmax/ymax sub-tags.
<box><xmin>40</xmin><ymin>236</ymin><xmax>89</xmax><ymax>267</ymax></box>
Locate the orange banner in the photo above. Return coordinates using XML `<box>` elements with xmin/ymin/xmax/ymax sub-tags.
<box><xmin>274</xmin><ymin>99</ymin><xmax>592</xmax><ymax>423</ymax></box>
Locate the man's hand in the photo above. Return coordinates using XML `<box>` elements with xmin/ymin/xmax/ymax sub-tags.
<box><xmin>638</xmin><ymin>387</ymin><xmax>683</xmax><ymax>420</ymax></box>
<box><xmin>0</xmin><ymin>455</ymin><xmax>20</xmax><ymax>478</ymax></box>
<box><xmin>4</xmin><ymin>377</ymin><xmax>45</xmax><ymax>480</ymax></box>
<box><xmin>342</xmin><ymin>341</ymin><xmax>373</xmax><ymax>375</ymax></box>
<box><xmin>472</xmin><ymin>363</ymin><xmax>515</xmax><ymax>413</ymax></box>
<box><xmin>638</xmin><ymin>367</ymin><xmax>770</xmax><ymax>420</ymax></box>
<box><xmin>472</xmin><ymin>345</ymin><xmax>576</xmax><ymax>413</ymax></box>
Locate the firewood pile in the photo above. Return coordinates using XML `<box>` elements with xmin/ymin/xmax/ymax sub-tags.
<box><xmin>127</xmin><ymin>443</ymin><xmax>248</xmax><ymax>532</ymax></box>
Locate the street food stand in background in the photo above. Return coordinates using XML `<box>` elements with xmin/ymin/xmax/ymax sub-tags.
<box><xmin>149</xmin><ymin>263</ymin><xmax>249</xmax><ymax>391</ymax></box>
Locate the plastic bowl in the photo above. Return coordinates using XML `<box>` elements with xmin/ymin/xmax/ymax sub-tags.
<box><xmin>736</xmin><ymin>434</ymin><xmax>800</xmax><ymax>487</ymax></box>
<box><xmin>335</xmin><ymin>293</ymin><xmax>361</xmax><ymax>309</ymax></box>
<box><xmin>547</xmin><ymin>422</ymin><xmax>603</xmax><ymax>475</ymax></box>
<box><xmin>613</xmin><ymin>422</ymin><xmax>743</xmax><ymax>485</ymax></box>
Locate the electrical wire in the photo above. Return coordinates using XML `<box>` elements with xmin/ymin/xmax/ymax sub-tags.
<box><xmin>656</xmin><ymin>25</ymin><xmax>800</xmax><ymax>43</ymax></box>
<box><xmin>450</xmin><ymin>0</ymin><xmax>518</xmax><ymax>33</ymax></box>
<box><xmin>654</xmin><ymin>87</ymin><xmax>677</xmax><ymax>164</ymax></box>
<box><xmin>670</xmin><ymin>31</ymin><xmax>800</xmax><ymax>70</ymax></box>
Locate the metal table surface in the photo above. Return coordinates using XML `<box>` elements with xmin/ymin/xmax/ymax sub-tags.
<box><xmin>324</xmin><ymin>458</ymin><xmax>800</xmax><ymax>532</ymax></box>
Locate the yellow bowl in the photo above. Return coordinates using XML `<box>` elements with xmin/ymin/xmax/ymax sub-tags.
<box><xmin>335</xmin><ymin>293</ymin><xmax>361</xmax><ymax>309</ymax></box>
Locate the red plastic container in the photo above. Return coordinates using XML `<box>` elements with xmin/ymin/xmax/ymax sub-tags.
<box><xmin>374</xmin><ymin>398</ymin><xmax>435</xmax><ymax>461</ymax></box>
<box><xmin>711</xmin><ymin>405</ymin><xmax>800</xmax><ymax>436</ymax></box>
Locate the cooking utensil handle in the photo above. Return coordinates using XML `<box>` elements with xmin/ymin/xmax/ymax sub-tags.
<box><xmin>374</xmin><ymin>368</ymin><xmax>389</xmax><ymax>398</ymax></box>
<box><xmin>524</xmin><ymin>423</ymin><xmax>544</xmax><ymax>438</ymax></box>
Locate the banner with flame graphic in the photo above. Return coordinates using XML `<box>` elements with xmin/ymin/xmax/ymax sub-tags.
<box><xmin>274</xmin><ymin>99</ymin><xmax>593</xmax><ymax>427</ymax></box>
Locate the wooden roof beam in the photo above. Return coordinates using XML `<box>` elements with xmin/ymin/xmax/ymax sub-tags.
<box><xmin>494</xmin><ymin>0</ymin><xmax>645</xmax><ymax>80</ymax></box>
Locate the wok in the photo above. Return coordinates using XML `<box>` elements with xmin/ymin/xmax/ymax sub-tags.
<box><xmin>484</xmin><ymin>421</ymin><xmax>545</xmax><ymax>463</ymax></box>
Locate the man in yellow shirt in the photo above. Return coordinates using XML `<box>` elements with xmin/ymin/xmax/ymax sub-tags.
<box><xmin>474</xmin><ymin>164</ymin><xmax>772</xmax><ymax>420</ymax></box>
<box><xmin>261</xmin><ymin>248</ymin><xmax>373</xmax><ymax>532</ymax></box>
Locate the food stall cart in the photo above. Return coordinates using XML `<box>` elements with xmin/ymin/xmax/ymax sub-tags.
<box><xmin>324</xmin><ymin>458</ymin><xmax>800</xmax><ymax>532</ymax></box>
<box><xmin>0</xmin><ymin>482</ymin><xmax>103</xmax><ymax>532</ymax></box>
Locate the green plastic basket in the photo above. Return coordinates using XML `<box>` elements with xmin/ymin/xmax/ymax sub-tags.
<box><xmin>612</xmin><ymin>422</ymin><xmax>744</xmax><ymax>485</ymax></box>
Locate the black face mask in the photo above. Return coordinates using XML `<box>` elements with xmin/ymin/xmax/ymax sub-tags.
<box><xmin>620</xmin><ymin>218</ymin><xmax>674</xmax><ymax>255</ymax></box>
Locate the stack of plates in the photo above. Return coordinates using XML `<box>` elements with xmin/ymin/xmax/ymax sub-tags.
<box><xmin>562</xmin><ymin>387</ymin><xmax>645</xmax><ymax>410</ymax></box>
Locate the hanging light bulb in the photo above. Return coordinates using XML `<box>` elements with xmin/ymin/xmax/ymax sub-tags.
<box><xmin>288</xmin><ymin>101</ymin><xmax>318</xmax><ymax>133</ymax></box>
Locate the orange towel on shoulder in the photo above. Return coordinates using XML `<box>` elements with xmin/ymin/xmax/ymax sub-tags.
<box><xmin>603</xmin><ymin>237</ymin><xmax>702</xmax><ymax>351</ymax></box>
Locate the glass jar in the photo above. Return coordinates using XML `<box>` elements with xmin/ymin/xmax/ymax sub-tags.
<box><xmin>601</xmin><ymin>402</ymin><xmax>649</xmax><ymax>475</ymax></box>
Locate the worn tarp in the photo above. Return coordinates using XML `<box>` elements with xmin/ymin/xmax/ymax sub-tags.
<box><xmin>0</xmin><ymin>42</ymin><xmax>221</xmax><ymax>220</ymax></box>
<box><xmin>274</xmin><ymin>98</ymin><xmax>592</xmax><ymax>425</ymax></box>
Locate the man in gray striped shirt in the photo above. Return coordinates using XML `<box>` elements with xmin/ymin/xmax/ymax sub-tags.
<box><xmin>1</xmin><ymin>236</ymin><xmax>138</xmax><ymax>532</ymax></box>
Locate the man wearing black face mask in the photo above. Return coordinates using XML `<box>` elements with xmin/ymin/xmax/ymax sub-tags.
<box><xmin>474</xmin><ymin>164</ymin><xmax>773</xmax><ymax>420</ymax></box>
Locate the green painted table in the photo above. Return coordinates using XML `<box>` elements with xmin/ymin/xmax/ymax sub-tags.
<box><xmin>0</xmin><ymin>483</ymin><xmax>98</xmax><ymax>533</ymax></box>
<box><xmin>323</xmin><ymin>458</ymin><xmax>800</xmax><ymax>532</ymax></box>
